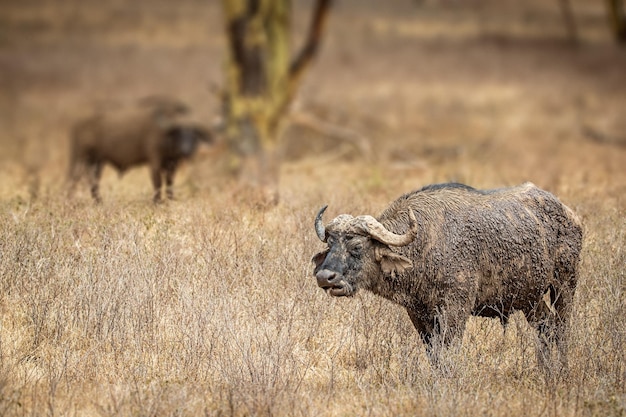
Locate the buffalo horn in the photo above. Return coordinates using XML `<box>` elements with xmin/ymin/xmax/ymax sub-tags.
<box><xmin>315</xmin><ymin>205</ymin><xmax>328</xmax><ymax>242</ymax></box>
<box><xmin>354</xmin><ymin>209</ymin><xmax>417</xmax><ymax>246</ymax></box>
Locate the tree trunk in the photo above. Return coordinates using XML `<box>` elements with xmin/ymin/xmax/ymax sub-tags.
<box><xmin>606</xmin><ymin>0</ymin><xmax>626</xmax><ymax>43</ymax></box>
<box><xmin>221</xmin><ymin>0</ymin><xmax>331</xmax><ymax>204</ymax></box>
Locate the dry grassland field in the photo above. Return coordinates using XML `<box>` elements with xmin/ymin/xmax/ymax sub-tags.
<box><xmin>0</xmin><ymin>0</ymin><xmax>625</xmax><ymax>416</ymax></box>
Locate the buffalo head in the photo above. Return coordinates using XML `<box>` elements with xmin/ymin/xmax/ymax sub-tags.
<box><xmin>162</xmin><ymin>124</ymin><xmax>212</xmax><ymax>159</ymax></box>
<box><xmin>312</xmin><ymin>205</ymin><xmax>418</xmax><ymax>297</ymax></box>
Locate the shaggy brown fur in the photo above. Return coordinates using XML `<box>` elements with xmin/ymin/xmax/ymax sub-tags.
<box><xmin>68</xmin><ymin>98</ymin><xmax>211</xmax><ymax>203</ymax></box>
<box><xmin>313</xmin><ymin>182</ymin><xmax>583</xmax><ymax>370</ymax></box>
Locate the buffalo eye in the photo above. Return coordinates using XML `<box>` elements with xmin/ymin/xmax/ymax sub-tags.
<box><xmin>346</xmin><ymin>236</ymin><xmax>363</xmax><ymax>257</ymax></box>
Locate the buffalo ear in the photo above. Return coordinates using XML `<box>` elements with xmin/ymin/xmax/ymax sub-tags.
<box><xmin>311</xmin><ymin>250</ymin><xmax>329</xmax><ymax>271</ymax></box>
<box><xmin>375</xmin><ymin>246</ymin><xmax>413</xmax><ymax>277</ymax></box>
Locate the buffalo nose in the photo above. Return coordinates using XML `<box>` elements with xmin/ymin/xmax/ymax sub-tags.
<box><xmin>316</xmin><ymin>269</ymin><xmax>337</xmax><ymax>288</ymax></box>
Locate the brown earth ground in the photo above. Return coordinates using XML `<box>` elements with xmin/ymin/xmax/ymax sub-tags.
<box><xmin>0</xmin><ymin>0</ymin><xmax>625</xmax><ymax>416</ymax></box>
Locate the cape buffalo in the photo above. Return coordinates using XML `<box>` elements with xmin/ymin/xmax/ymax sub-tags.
<box><xmin>68</xmin><ymin>99</ymin><xmax>212</xmax><ymax>203</ymax></box>
<box><xmin>312</xmin><ymin>182</ymin><xmax>583</xmax><ymax>370</ymax></box>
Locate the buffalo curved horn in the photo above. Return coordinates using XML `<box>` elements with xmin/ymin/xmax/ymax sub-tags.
<box><xmin>354</xmin><ymin>209</ymin><xmax>417</xmax><ymax>246</ymax></box>
<box><xmin>315</xmin><ymin>205</ymin><xmax>328</xmax><ymax>242</ymax></box>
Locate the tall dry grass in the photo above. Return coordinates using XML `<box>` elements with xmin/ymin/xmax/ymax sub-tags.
<box><xmin>0</xmin><ymin>171</ymin><xmax>623</xmax><ymax>416</ymax></box>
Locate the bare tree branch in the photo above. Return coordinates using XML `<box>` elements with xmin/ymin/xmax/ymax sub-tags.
<box><xmin>606</xmin><ymin>0</ymin><xmax>626</xmax><ymax>43</ymax></box>
<box><xmin>289</xmin><ymin>0</ymin><xmax>332</xmax><ymax>89</ymax></box>
<box><xmin>289</xmin><ymin>110</ymin><xmax>372</xmax><ymax>158</ymax></box>
<box><xmin>558</xmin><ymin>0</ymin><xmax>578</xmax><ymax>44</ymax></box>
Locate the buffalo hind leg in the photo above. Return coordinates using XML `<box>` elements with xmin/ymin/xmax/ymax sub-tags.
<box><xmin>150</xmin><ymin>167</ymin><xmax>163</xmax><ymax>203</ymax></box>
<box><xmin>67</xmin><ymin>161</ymin><xmax>84</xmax><ymax>199</ymax></box>
<box><xmin>549</xmin><ymin>275</ymin><xmax>576</xmax><ymax>376</ymax></box>
<box><xmin>529</xmin><ymin>283</ymin><xmax>573</xmax><ymax>377</ymax></box>
<box><xmin>552</xmin><ymin>256</ymin><xmax>579</xmax><ymax>372</ymax></box>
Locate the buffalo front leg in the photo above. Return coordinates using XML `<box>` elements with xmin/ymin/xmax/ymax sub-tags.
<box><xmin>164</xmin><ymin>161</ymin><xmax>178</xmax><ymax>200</ymax></box>
<box><xmin>406</xmin><ymin>309</ymin><xmax>436</xmax><ymax>360</ymax></box>
<box><xmin>406</xmin><ymin>309</ymin><xmax>447</xmax><ymax>366</ymax></box>
<box><xmin>407</xmin><ymin>304</ymin><xmax>469</xmax><ymax>370</ymax></box>
<box><xmin>88</xmin><ymin>162</ymin><xmax>103</xmax><ymax>203</ymax></box>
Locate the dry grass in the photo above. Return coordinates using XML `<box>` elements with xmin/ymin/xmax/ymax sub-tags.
<box><xmin>1</xmin><ymin>0</ymin><xmax>625</xmax><ymax>416</ymax></box>
<box><xmin>0</xmin><ymin>172</ymin><xmax>624</xmax><ymax>416</ymax></box>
